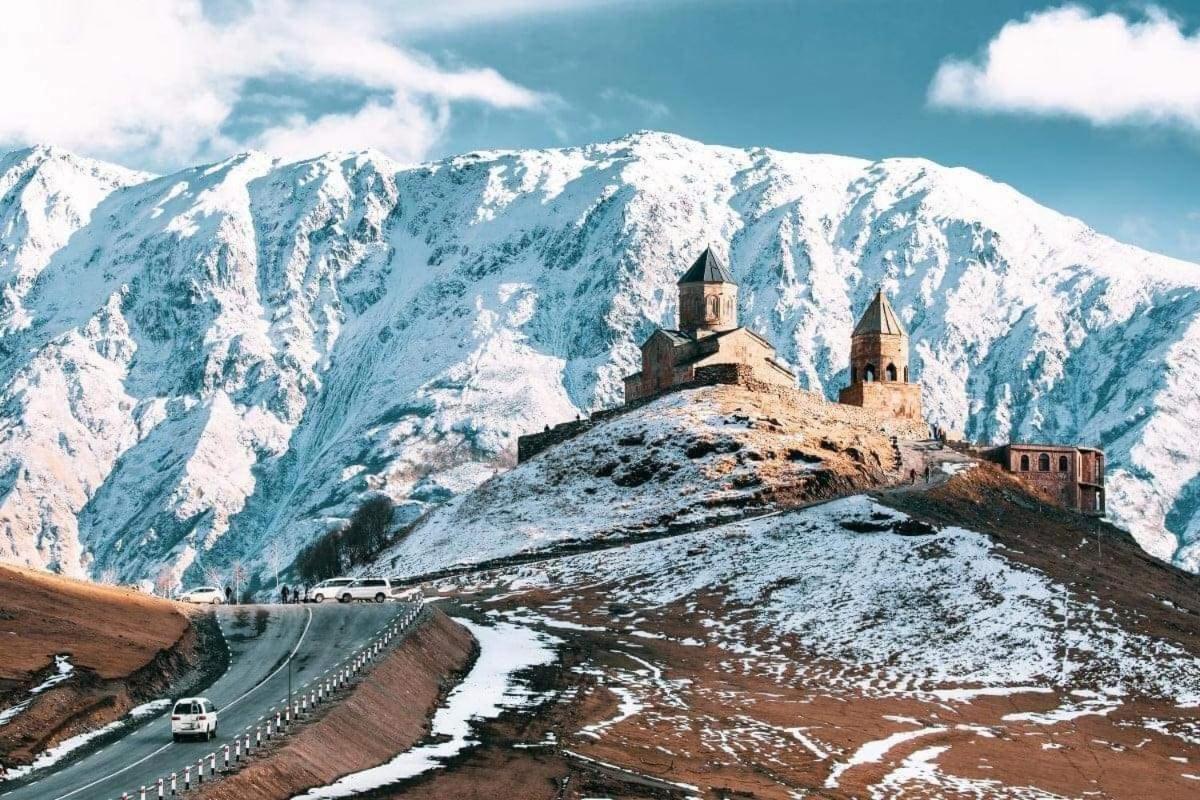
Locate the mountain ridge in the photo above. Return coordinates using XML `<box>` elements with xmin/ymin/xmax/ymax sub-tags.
<box><xmin>0</xmin><ymin>131</ymin><xmax>1198</xmax><ymax>583</ymax></box>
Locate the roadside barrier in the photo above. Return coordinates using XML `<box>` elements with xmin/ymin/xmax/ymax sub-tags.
<box><xmin>110</xmin><ymin>595</ymin><xmax>424</xmax><ymax>799</ymax></box>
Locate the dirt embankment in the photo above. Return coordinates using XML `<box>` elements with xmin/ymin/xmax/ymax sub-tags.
<box><xmin>881</xmin><ymin>463</ymin><xmax>1200</xmax><ymax>651</ymax></box>
<box><xmin>191</xmin><ymin>608</ymin><xmax>475</xmax><ymax>800</ymax></box>
<box><xmin>0</xmin><ymin>564</ymin><xmax>215</xmax><ymax>766</ymax></box>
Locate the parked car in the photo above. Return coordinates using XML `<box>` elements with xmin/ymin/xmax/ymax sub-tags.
<box><xmin>178</xmin><ymin>587</ymin><xmax>223</xmax><ymax>605</ymax></box>
<box><xmin>337</xmin><ymin>577</ymin><xmax>406</xmax><ymax>603</ymax></box>
<box><xmin>310</xmin><ymin>578</ymin><xmax>355</xmax><ymax>603</ymax></box>
<box><xmin>171</xmin><ymin>697</ymin><xmax>218</xmax><ymax>741</ymax></box>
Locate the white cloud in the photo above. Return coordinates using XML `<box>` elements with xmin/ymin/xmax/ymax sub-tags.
<box><xmin>929</xmin><ymin>5</ymin><xmax>1200</xmax><ymax>130</ymax></box>
<box><xmin>0</xmin><ymin>0</ymin><xmax>552</xmax><ymax>169</ymax></box>
<box><xmin>600</xmin><ymin>88</ymin><xmax>670</xmax><ymax>119</ymax></box>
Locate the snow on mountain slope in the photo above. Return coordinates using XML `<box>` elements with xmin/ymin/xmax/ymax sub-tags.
<box><xmin>380</xmin><ymin>384</ymin><xmax>927</xmax><ymax>579</ymax></box>
<box><xmin>0</xmin><ymin>132</ymin><xmax>1196</xmax><ymax>582</ymax></box>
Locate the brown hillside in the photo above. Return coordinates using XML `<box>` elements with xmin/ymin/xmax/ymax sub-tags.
<box><xmin>0</xmin><ymin>564</ymin><xmax>189</xmax><ymax>683</ymax></box>
<box><xmin>0</xmin><ymin>565</ymin><xmax>204</xmax><ymax>768</ymax></box>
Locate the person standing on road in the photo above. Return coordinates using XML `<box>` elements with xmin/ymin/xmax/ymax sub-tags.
<box><xmin>924</xmin><ymin>464</ymin><xmax>932</xmax><ymax>482</ymax></box>
<box><xmin>909</xmin><ymin>468</ymin><xmax>916</xmax><ymax>485</ymax></box>
<box><xmin>224</xmin><ymin>585</ymin><xmax>233</xmax><ymax>604</ymax></box>
<box><xmin>281</xmin><ymin>585</ymin><xmax>290</xmax><ymax>604</ymax></box>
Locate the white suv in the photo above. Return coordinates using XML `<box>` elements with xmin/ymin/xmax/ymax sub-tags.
<box><xmin>178</xmin><ymin>587</ymin><xmax>223</xmax><ymax>605</ymax></box>
<box><xmin>171</xmin><ymin>697</ymin><xmax>217</xmax><ymax>741</ymax></box>
<box><xmin>310</xmin><ymin>578</ymin><xmax>354</xmax><ymax>603</ymax></box>
<box><xmin>338</xmin><ymin>578</ymin><xmax>405</xmax><ymax>603</ymax></box>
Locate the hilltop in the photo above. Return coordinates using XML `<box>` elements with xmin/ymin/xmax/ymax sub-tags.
<box><xmin>380</xmin><ymin>384</ymin><xmax>929</xmax><ymax>578</ymax></box>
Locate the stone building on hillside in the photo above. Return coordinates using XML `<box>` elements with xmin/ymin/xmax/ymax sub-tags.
<box><xmin>837</xmin><ymin>289</ymin><xmax>923</xmax><ymax>421</ymax></box>
<box><xmin>622</xmin><ymin>247</ymin><xmax>796</xmax><ymax>404</ymax></box>
<box><xmin>992</xmin><ymin>444</ymin><xmax>1106</xmax><ymax>516</ymax></box>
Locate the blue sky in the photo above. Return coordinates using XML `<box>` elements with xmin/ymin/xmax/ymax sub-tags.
<box><xmin>2</xmin><ymin>1</ymin><xmax>1197</xmax><ymax>261</ymax></box>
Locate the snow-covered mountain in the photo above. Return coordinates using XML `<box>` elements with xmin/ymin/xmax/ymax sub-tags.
<box><xmin>0</xmin><ymin>133</ymin><xmax>1197</xmax><ymax>582</ymax></box>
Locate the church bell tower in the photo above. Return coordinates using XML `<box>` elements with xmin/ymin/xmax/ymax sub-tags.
<box><xmin>677</xmin><ymin>246</ymin><xmax>737</xmax><ymax>335</ymax></box>
<box><xmin>838</xmin><ymin>287</ymin><xmax>923</xmax><ymax>420</ymax></box>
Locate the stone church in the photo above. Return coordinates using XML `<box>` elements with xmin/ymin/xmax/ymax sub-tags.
<box><xmin>837</xmin><ymin>288</ymin><xmax>923</xmax><ymax>421</ymax></box>
<box><xmin>622</xmin><ymin>247</ymin><xmax>796</xmax><ymax>403</ymax></box>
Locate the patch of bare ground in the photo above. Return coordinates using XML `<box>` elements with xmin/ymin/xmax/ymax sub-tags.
<box><xmin>189</xmin><ymin>608</ymin><xmax>475</xmax><ymax>800</ymax></box>
<box><xmin>0</xmin><ymin>564</ymin><xmax>217</xmax><ymax>768</ymax></box>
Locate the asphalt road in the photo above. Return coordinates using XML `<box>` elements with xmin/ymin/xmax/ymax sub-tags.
<box><xmin>2</xmin><ymin>601</ymin><xmax>406</xmax><ymax>800</ymax></box>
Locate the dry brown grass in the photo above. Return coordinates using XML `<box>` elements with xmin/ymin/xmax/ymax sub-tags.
<box><xmin>0</xmin><ymin>563</ymin><xmax>189</xmax><ymax>682</ymax></box>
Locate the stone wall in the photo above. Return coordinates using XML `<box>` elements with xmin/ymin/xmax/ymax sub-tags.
<box><xmin>520</xmin><ymin>363</ymin><xmax>749</xmax><ymax>462</ymax></box>
<box><xmin>838</xmin><ymin>381</ymin><xmax>923</xmax><ymax>421</ymax></box>
<box><xmin>519</xmin><ymin>362</ymin><xmax>928</xmax><ymax>463</ymax></box>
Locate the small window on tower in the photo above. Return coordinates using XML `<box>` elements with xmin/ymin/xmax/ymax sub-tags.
<box><xmin>706</xmin><ymin>295</ymin><xmax>719</xmax><ymax>319</ymax></box>
<box><xmin>863</xmin><ymin>364</ymin><xmax>876</xmax><ymax>382</ymax></box>
<box><xmin>1038</xmin><ymin>453</ymin><xmax>1050</xmax><ymax>472</ymax></box>
<box><xmin>886</xmin><ymin>363</ymin><xmax>897</xmax><ymax>381</ymax></box>
<box><xmin>1020</xmin><ymin>454</ymin><xmax>1030</xmax><ymax>471</ymax></box>
<box><xmin>1058</xmin><ymin>455</ymin><xmax>1069</xmax><ymax>472</ymax></box>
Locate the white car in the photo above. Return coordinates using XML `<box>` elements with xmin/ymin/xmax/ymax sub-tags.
<box><xmin>337</xmin><ymin>578</ymin><xmax>406</xmax><ymax>603</ymax></box>
<box><xmin>178</xmin><ymin>587</ymin><xmax>224</xmax><ymax>605</ymax></box>
<box><xmin>310</xmin><ymin>578</ymin><xmax>355</xmax><ymax>603</ymax></box>
<box><xmin>171</xmin><ymin>697</ymin><xmax>217</xmax><ymax>741</ymax></box>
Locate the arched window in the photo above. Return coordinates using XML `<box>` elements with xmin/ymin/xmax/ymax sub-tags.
<box><xmin>885</xmin><ymin>363</ymin><xmax>897</xmax><ymax>381</ymax></box>
<box><xmin>851</xmin><ymin>366</ymin><xmax>858</xmax><ymax>383</ymax></box>
<box><xmin>1058</xmin><ymin>455</ymin><xmax>1069</xmax><ymax>472</ymax></box>
<box><xmin>863</xmin><ymin>364</ymin><xmax>876</xmax><ymax>382</ymax></box>
<box><xmin>1019</xmin><ymin>454</ymin><xmax>1030</xmax><ymax>471</ymax></box>
<box><xmin>903</xmin><ymin>366</ymin><xmax>909</xmax><ymax>382</ymax></box>
<box><xmin>706</xmin><ymin>295</ymin><xmax>719</xmax><ymax>319</ymax></box>
<box><xmin>1038</xmin><ymin>453</ymin><xmax>1050</xmax><ymax>472</ymax></box>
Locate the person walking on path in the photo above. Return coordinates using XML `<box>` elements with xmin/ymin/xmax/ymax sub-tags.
<box><xmin>909</xmin><ymin>468</ymin><xmax>917</xmax><ymax>485</ymax></box>
<box><xmin>924</xmin><ymin>464</ymin><xmax>932</xmax><ymax>482</ymax></box>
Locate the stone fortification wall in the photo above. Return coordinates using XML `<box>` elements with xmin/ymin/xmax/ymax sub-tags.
<box><xmin>519</xmin><ymin>364</ymin><xmax>927</xmax><ymax>463</ymax></box>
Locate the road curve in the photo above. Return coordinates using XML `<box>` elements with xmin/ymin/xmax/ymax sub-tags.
<box><xmin>1</xmin><ymin>601</ymin><xmax>405</xmax><ymax>800</ymax></box>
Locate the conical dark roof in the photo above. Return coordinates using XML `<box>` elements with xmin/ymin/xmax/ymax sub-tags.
<box><xmin>677</xmin><ymin>246</ymin><xmax>735</xmax><ymax>285</ymax></box>
<box><xmin>852</xmin><ymin>289</ymin><xmax>907</xmax><ymax>337</ymax></box>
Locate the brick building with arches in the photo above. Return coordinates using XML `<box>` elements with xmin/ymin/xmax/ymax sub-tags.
<box><xmin>993</xmin><ymin>443</ymin><xmax>1106</xmax><ymax>516</ymax></box>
